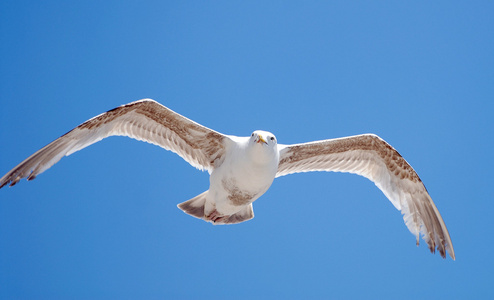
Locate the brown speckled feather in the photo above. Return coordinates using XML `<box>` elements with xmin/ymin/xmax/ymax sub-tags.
<box><xmin>277</xmin><ymin>134</ymin><xmax>455</xmax><ymax>260</ymax></box>
<box><xmin>0</xmin><ymin>99</ymin><xmax>231</xmax><ymax>188</ymax></box>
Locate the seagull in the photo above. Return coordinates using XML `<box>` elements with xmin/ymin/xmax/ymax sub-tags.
<box><xmin>0</xmin><ymin>99</ymin><xmax>455</xmax><ymax>259</ymax></box>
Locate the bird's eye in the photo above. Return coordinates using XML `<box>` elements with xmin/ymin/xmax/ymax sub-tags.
<box><xmin>251</xmin><ymin>133</ymin><xmax>254</xmax><ymax>137</ymax></box>
<box><xmin>270</xmin><ymin>137</ymin><xmax>275</xmax><ymax>141</ymax></box>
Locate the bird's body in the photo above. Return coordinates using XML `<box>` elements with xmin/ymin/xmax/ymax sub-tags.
<box><xmin>0</xmin><ymin>99</ymin><xmax>455</xmax><ymax>259</ymax></box>
<box><xmin>186</xmin><ymin>131</ymin><xmax>280</xmax><ymax>224</ymax></box>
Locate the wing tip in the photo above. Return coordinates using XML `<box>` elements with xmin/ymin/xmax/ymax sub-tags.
<box><xmin>447</xmin><ymin>244</ymin><xmax>456</xmax><ymax>261</ymax></box>
<box><xmin>422</xmin><ymin>236</ymin><xmax>455</xmax><ymax>260</ymax></box>
<box><xmin>1</xmin><ymin>177</ymin><xmax>20</xmax><ymax>188</ymax></box>
<box><xmin>0</xmin><ymin>169</ymin><xmax>39</xmax><ymax>189</ymax></box>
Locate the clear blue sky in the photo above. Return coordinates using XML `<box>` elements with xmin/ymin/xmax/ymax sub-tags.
<box><xmin>1</xmin><ymin>1</ymin><xmax>493</xmax><ymax>299</ymax></box>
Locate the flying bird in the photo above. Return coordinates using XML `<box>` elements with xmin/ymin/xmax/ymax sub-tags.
<box><xmin>0</xmin><ymin>99</ymin><xmax>455</xmax><ymax>259</ymax></box>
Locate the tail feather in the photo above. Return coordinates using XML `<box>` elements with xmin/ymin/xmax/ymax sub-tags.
<box><xmin>177</xmin><ymin>191</ymin><xmax>208</xmax><ymax>219</ymax></box>
<box><xmin>219</xmin><ymin>205</ymin><xmax>254</xmax><ymax>224</ymax></box>
<box><xmin>177</xmin><ymin>191</ymin><xmax>255</xmax><ymax>224</ymax></box>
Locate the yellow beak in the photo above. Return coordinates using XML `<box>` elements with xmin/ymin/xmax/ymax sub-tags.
<box><xmin>257</xmin><ymin>135</ymin><xmax>267</xmax><ymax>145</ymax></box>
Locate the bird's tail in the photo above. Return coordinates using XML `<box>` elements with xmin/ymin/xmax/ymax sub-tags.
<box><xmin>177</xmin><ymin>191</ymin><xmax>208</xmax><ymax>219</ymax></box>
<box><xmin>177</xmin><ymin>191</ymin><xmax>254</xmax><ymax>225</ymax></box>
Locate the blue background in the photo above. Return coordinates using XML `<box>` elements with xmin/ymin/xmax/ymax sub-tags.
<box><xmin>1</xmin><ymin>1</ymin><xmax>493</xmax><ymax>299</ymax></box>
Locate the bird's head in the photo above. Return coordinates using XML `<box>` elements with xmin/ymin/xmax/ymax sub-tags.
<box><xmin>248</xmin><ymin>130</ymin><xmax>279</xmax><ymax>164</ymax></box>
<box><xmin>250</xmin><ymin>130</ymin><xmax>277</xmax><ymax>147</ymax></box>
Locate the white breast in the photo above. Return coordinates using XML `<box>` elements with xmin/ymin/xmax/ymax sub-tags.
<box><xmin>208</xmin><ymin>136</ymin><xmax>279</xmax><ymax>214</ymax></box>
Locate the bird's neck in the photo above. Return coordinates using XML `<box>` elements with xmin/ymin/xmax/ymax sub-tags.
<box><xmin>246</xmin><ymin>145</ymin><xmax>279</xmax><ymax>167</ymax></box>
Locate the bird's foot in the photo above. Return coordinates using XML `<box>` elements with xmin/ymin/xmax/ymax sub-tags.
<box><xmin>205</xmin><ymin>210</ymin><xmax>227</xmax><ymax>224</ymax></box>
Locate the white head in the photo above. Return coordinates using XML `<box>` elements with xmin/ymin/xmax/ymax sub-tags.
<box><xmin>248</xmin><ymin>130</ymin><xmax>278</xmax><ymax>163</ymax></box>
<box><xmin>250</xmin><ymin>130</ymin><xmax>277</xmax><ymax>146</ymax></box>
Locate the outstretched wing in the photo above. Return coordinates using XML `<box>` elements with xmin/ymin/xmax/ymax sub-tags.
<box><xmin>277</xmin><ymin>134</ymin><xmax>455</xmax><ymax>260</ymax></box>
<box><xmin>1</xmin><ymin>99</ymin><xmax>231</xmax><ymax>188</ymax></box>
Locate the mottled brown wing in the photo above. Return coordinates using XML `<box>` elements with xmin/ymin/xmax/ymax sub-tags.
<box><xmin>1</xmin><ymin>99</ymin><xmax>231</xmax><ymax>188</ymax></box>
<box><xmin>277</xmin><ymin>134</ymin><xmax>455</xmax><ymax>260</ymax></box>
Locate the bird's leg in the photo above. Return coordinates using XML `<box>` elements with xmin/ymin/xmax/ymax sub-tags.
<box><xmin>205</xmin><ymin>209</ymin><xmax>227</xmax><ymax>224</ymax></box>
